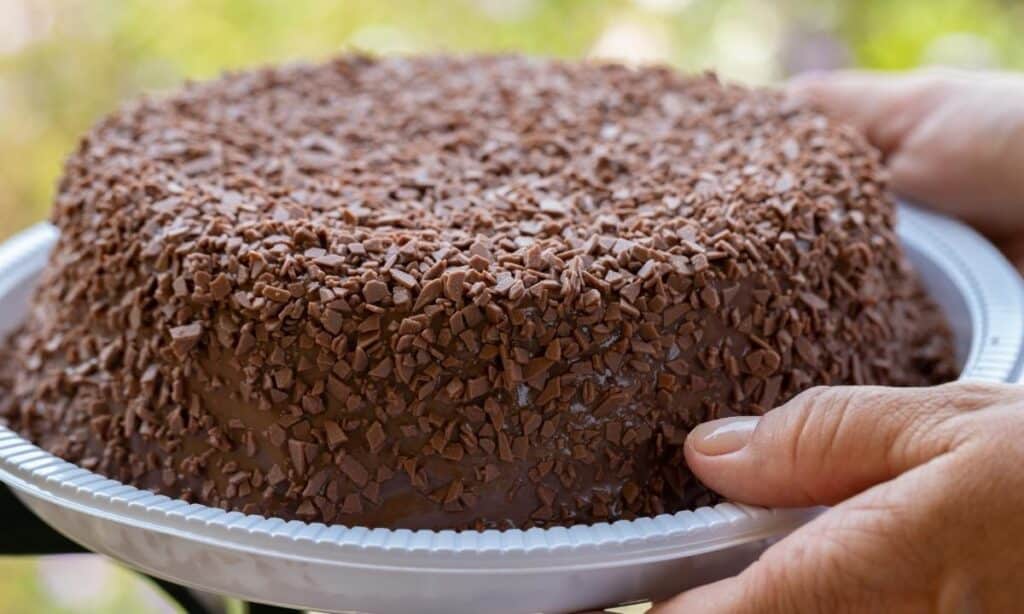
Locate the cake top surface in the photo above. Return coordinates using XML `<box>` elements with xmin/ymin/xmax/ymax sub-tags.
<box><xmin>64</xmin><ymin>54</ymin><xmax>892</xmax><ymax>280</ymax></box>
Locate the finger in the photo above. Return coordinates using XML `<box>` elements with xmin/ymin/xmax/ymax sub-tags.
<box><xmin>684</xmin><ymin>382</ymin><xmax>1009</xmax><ymax>507</ymax></box>
<box><xmin>788</xmin><ymin>69</ymin><xmax>963</xmax><ymax>155</ymax></box>
<box><xmin>651</xmin><ymin>470</ymin><xmax>953</xmax><ymax>614</ymax></box>
<box><xmin>884</xmin><ymin>80</ymin><xmax>1024</xmax><ymax>237</ymax></box>
<box><xmin>790</xmin><ymin>70</ymin><xmax>1024</xmax><ymax>237</ymax></box>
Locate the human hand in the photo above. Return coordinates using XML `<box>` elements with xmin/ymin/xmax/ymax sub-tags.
<box><xmin>651</xmin><ymin>381</ymin><xmax>1024</xmax><ymax>613</ymax></box>
<box><xmin>788</xmin><ymin>69</ymin><xmax>1024</xmax><ymax>263</ymax></box>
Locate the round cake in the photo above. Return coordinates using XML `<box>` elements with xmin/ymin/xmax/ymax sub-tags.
<box><xmin>0</xmin><ymin>55</ymin><xmax>953</xmax><ymax>529</ymax></box>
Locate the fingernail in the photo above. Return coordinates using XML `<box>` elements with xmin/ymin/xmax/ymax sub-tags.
<box><xmin>689</xmin><ymin>416</ymin><xmax>759</xmax><ymax>456</ymax></box>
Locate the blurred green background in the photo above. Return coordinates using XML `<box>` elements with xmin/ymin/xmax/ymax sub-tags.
<box><xmin>1</xmin><ymin>0</ymin><xmax>1022</xmax><ymax>611</ymax></box>
<box><xmin>4</xmin><ymin>0</ymin><xmax>1024</xmax><ymax>242</ymax></box>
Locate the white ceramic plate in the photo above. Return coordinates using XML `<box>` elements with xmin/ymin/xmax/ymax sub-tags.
<box><xmin>0</xmin><ymin>205</ymin><xmax>1021</xmax><ymax>614</ymax></box>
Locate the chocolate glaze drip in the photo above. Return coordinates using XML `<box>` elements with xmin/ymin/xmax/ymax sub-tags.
<box><xmin>0</xmin><ymin>55</ymin><xmax>954</xmax><ymax>529</ymax></box>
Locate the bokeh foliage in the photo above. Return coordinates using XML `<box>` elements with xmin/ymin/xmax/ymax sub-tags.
<box><xmin>2</xmin><ymin>0</ymin><xmax>1023</xmax><ymax>240</ymax></box>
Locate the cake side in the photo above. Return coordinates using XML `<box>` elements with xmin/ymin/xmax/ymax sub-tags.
<box><xmin>0</xmin><ymin>56</ymin><xmax>954</xmax><ymax>529</ymax></box>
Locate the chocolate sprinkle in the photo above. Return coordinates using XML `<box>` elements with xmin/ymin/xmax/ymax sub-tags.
<box><xmin>0</xmin><ymin>55</ymin><xmax>953</xmax><ymax>530</ymax></box>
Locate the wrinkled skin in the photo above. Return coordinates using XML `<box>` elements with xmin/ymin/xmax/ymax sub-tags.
<box><xmin>655</xmin><ymin>70</ymin><xmax>1024</xmax><ymax>613</ymax></box>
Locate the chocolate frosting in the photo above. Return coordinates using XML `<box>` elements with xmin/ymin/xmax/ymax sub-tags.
<box><xmin>0</xmin><ymin>55</ymin><xmax>954</xmax><ymax>529</ymax></box>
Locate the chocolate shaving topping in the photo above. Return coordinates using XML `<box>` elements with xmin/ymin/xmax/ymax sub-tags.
<box><xmin>169</xmin><ymin>322</ymin><xmax>203</xmax><ymax>359</ymax></box>
<box><xmin>0</xmin><ymin>54</ymin><xmax>953</xmax><ymax>531</ymax></box>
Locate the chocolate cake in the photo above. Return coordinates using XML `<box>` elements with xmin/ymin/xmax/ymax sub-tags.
<box><xmin>0</xmin><ymin>55</ymin><xmax>953</xmax><ymax>530</ymax></box>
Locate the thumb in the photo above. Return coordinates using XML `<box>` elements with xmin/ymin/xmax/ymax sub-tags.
<box><xmin>684</xmin><ymin>382</ymin><xmax>998</xmax><ymax>507</ymax></box>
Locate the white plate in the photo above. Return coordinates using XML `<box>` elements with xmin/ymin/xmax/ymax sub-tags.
<box><xmin>0</xmin><ymin>205</ymin><xmax>1021</xmax><ymax>614</ymax></box>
